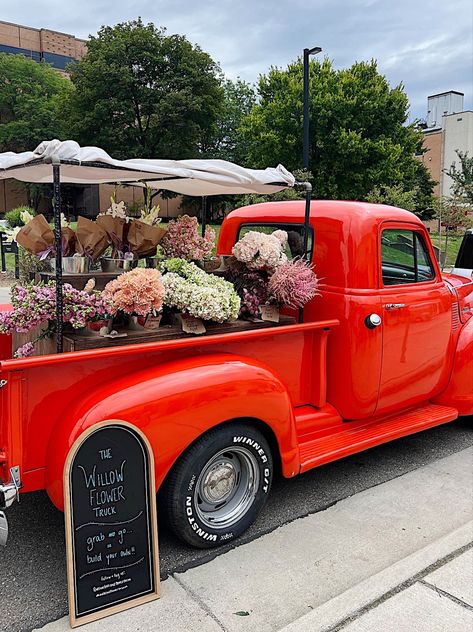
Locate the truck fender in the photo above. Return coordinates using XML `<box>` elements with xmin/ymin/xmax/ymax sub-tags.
<box><xmin>45</xmin><ymin>353</ymin><xmax>299</xmax><ymax>510</ymax></box>
<box><xmin>433</xmin><ymin>317</ymin><xmax>473</xmax><ymax>416</ymax></box>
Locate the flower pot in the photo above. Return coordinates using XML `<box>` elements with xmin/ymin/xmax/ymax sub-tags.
<box><xmin>126</xmin><ymin>315</ymin><xmax>145</xmax><ymax>330</ymax></box>
<box><xmin>100</xmin><ymin>258</ymin><xmax>138</xmax><ymax>273</ymax></box>
<box><xmin>145</xmin><ymin>257</ymin><xmax>161</xmax><ymax>269</ymax></box>
<box><xmin>51</xmin><ymin>257</ymin><xmax>90</xmax><ymax>274</ymax></box>
<box><xmin>87</xmin><ymin>318</ymin><xmax>113</xmax><ymax>334</ymax></box>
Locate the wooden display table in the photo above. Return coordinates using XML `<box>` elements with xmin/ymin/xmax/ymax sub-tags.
<box><xmin>61</xmin><ymin>316</ymin><xmax>296</xmax><ymax>352</ymax></box>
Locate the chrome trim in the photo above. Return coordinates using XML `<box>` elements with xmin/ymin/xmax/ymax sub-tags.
<box><xmin>0</xmin><ymin>379</ymin><xmax>7</xmax><ymax>389</ymax></box>
<box><xmin>384</xmin><ymin>303</ymin><xmax>406</xmax><ymax>310</ymax></box>
<box><xmin>0</xmin><ymin>466</ymin><xmax>21</xmax><ymax>509</ymax></box>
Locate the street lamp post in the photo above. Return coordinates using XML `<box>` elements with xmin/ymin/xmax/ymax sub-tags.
<box><xmin>302</xmin><ymin>46</ymin><xmax>322</xmax><ymax>257</ymax></box>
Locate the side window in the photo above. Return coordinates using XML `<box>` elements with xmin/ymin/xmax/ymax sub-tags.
<box><xmin>381</xmin><ymin>229</ymin><xmax>435</xmax><ymax>285</ymax></box>
<box><xmin>238</xmin><ymin>224</ymin><xmax>313</xmax><ymax>259</ymax></box>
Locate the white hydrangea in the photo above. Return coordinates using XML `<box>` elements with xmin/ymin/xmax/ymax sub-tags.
<box><xmin>232</xmin><ymin>230</ymin><xmax>288</xmax><ymax>270</ymax></box>
<box><xmin>161</xmin><ymin>258</ymin><xmax>240</xmax><ymax>322</ymax></box>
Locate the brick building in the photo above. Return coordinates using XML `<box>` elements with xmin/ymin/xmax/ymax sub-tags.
<box><xmin>0</xmin><ymin>20</ymin><xmax>86</xmax><ymax>72</ymax></box>
<box><xmin>417</xmin><ymin>92</ymin><xmax>473</xmax><ymax>198</ymax></box>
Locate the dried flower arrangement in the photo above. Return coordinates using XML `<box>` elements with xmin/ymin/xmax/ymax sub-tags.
<box><xmin>268</xmin><ymin>259</ymin><xmax>320</xmax><ymax>309</ymax></box>
<box><xmin>102</xmin><ymin>268</ymin><xmax>165</xmax><ymax>317</ymax></box>
<box><xmin>161</xmin><ymin>258</ymin><xmax>240</xmax><ymax>322</ymax></box>
<box><xmin>160</xmin><ymin>215</ymin><xmax>215</xmax><ymax>261</ymax></box>
<box><xmin>232</xmin><ymin>230</ymin><xmax>288</xmax><ymax>270</ymax></box>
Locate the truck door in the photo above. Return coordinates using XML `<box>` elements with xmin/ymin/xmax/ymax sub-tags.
<box><xmin>376</xmin><ymin>225</ymin><xmax>453</xmax><ymax>415</ymax></box>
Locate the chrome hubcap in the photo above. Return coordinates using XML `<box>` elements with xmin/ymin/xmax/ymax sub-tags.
<box><xmin>201</xmin><ymin>461</ymin><xmax>237</xmax><ymax>503</ymax></box>
<box><xmin>195</xmin><ymin>447</ymin><xmax>260</xmax><ymax>529</ymax></box>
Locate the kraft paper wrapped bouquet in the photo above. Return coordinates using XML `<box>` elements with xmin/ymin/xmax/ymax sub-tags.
<box><xmin>75</xmin><ymin>216</ymin><xmax>110</xmax><ymax>261</ymax></box>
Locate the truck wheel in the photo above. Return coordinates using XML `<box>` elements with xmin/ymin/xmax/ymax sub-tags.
<box><xmin>161</xmin><ymin>423</ymin><xmax>273</xmax><ymax>548</ymax></box>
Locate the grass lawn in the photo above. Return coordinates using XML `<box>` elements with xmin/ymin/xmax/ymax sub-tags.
<box><xmin>428</xmin><ymin>232</ymin><xmax>464</xmax><ymax>268</ymax></box>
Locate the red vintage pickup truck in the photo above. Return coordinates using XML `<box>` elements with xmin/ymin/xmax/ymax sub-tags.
<box><xmin>1</xmin><ymin>200</ymin><xmax>472</xmax><ymax>548</ymax></box>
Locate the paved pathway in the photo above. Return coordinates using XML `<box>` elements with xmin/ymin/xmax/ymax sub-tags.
<box><xmin>34</xmin><ymin>447</ymin><xmax>473</xmax><ymax>632</ymax></box>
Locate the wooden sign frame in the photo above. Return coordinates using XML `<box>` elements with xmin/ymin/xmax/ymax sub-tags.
<box><xmin>64</xmin><ymin>420</ymin><xmax>160</xmax><ymax>628</ymax></box>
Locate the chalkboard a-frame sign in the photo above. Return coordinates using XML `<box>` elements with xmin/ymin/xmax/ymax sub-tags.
<box><xmin>64</xmin><ymin>420</ymin><xmax>160</xmax><ymax>628</ymax></box>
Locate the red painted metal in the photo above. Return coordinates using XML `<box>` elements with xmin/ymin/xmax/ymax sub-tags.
<box><xmin>0</xmin><ymin>200</ymin><xmax>471</xmax><ymax>513</ymax></box>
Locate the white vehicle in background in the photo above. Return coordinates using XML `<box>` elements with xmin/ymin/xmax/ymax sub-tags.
<box><xmin>452</xmin><ymin>229</ymin><xmax>473</xmax><ymax>279</ymax></box>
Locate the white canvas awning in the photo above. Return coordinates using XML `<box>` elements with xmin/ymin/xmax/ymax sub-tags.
<box><xmin>0</xmin><ymin>140</ymin><xmax>295</xmax><ymax>195</ymax></box>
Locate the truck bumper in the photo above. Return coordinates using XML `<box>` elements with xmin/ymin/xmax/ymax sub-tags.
<box><xmin>0</xmin><ymin>467</ymin><xmax>21</xmax><ymax>546</ymax></box>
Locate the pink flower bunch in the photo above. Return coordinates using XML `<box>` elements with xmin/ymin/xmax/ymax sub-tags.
<box><xmin>232</xmin><ymin>230</ymin><xmax>288</xmax><ymax>270</ymax></box>
<box><xmin>268</xmin><ymin>259</ymin><xmax>320</xmax><ymax>309</ymax></box>
<box><xmin>161</xmin><ymin>215</ymin><xmax>215</xmax><ymax>261</ymax></box>
<box><xmin>103</xmin><ymin>267</ymin><xmax>165</xmax><ymax>317</ymax></box>
<box><xmin>14</xmin><ymin>342</ymin><xmax>34</xmax><ymax>358</ymax></box>
<box><xmin>0</xmin><ymin>282</ymin><xmax>113</xmax><ymax>334</ymax></box>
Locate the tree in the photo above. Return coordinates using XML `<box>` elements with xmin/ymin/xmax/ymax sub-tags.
<box><xmin>202</xmin><ymin>78</ymin><xmax>256</xmax><ymax>163</ymax></box>
<box><xmin>445</xmin><ymin>150</ymin><xmax>473</xmax><ymax>204</ymax></box>
<box><xmin>240</xmin><ymin>59</ymin><xmax>433</xmax><ymax>209</ymax></box>
<box><xmin>66</xmin><ymin>19</ymin><xmax>224</xmax><ymax>159</ymax></box>
<box><xmin>0</xmin><ymin>53</ymin><xmax>72</xmax><ymax>152</ymax></box>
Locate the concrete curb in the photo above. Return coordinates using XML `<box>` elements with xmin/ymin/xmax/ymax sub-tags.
<box><xmin>279</xmin><ymin>521</ymin><xmax>473</xmax><ymax>632</ymax></box>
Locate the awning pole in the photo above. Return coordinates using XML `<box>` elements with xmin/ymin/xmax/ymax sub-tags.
<box><xmin>201</xmin><ymin>196</ymin><xmax>207</xmax><ymax>236</ymax></box>
<box><xmin>52</xmin><ymin>156</ymin><xmax>63</xmax><ymax>353</ymax></box>
<box><xmin>302</xmin><ymin>182</ymin><xmax>313</xmax><ymax>257</ymax></box>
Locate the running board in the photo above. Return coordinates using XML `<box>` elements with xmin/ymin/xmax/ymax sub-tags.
<box><xmin>298</xmin><ymin>404</ymin><xmax>458</xmax><ymax>473</ymax></box>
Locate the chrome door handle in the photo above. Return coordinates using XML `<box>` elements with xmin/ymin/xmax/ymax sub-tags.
<box><xmin>384</xmin><ymin>303</ymin><xmax>406</xmax><ymax>310</ymax></box>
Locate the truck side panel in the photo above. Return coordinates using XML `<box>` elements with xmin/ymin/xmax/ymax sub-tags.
<box><xmin>0</xmin><ymin>321</ymin><xmax>336</xmax><ymax>500</ymax></box>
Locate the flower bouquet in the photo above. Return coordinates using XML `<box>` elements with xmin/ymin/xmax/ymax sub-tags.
<box><xmin>76</xmin><ymin>216</ymin><xmax>111</xmax><ymax>264</ymax></box>
<box><xmin>161</xmin><ymin>258</ymin><xmax>240</xmax><ymax>324</ymax></box>
<box><xmin>102</xmin><ymin>267</ymin><xmax>165</xmax><ymax>330</ymax></box>
<box><xmin>0</xmin><ymin>282</ymin><xmax>112</xmax><ymax>357</ymax></box>
<box><xmin>231</xmin><ymin>230</ymin><xmax>288</xmax><ymax>270</ymax></box>
<box><xmin>160</xmin><ymin>215</ymin><xmax>215</xmax><ymax>263</ymax></box>
<box><xmin>97</xmin><ymin>198</ymin><xmax>129</xmax><ymax>269</ymax></box>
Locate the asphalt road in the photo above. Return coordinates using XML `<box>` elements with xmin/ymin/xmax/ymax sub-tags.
<box><xmin>1</xmin><ymin>418</ymin><xmax>472</xmax><ymax>632</ymax></box>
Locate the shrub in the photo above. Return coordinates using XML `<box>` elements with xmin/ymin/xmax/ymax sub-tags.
<box><xmin>5</xmin><ymin>206</ymin><xmax>35</xmax><ymax>228</ymax></box>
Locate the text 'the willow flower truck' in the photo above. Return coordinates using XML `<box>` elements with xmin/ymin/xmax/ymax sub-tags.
<box><xmin>0</xmin><ymin>142</ymin><xmax>472</xmax><ymax>548</ymax></box>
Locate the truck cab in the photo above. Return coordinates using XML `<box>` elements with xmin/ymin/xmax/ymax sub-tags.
<box><xmin>218</xmin><ymin>200</ymin><xmax>473</xmax><ymax>419</ymax></box>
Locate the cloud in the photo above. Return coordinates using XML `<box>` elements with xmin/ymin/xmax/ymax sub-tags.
<box><xmin>1</xmin><ymin>0</ymin><xmax>471</xmax><ymax>118</ymax></box>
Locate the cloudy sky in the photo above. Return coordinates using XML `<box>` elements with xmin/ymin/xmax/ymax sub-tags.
<box><xmin>2</xmin><ymin>0</ymin><xmax>472</xmax><ymax>119</ymax></box>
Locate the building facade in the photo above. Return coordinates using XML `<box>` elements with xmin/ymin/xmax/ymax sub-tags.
<box><xmin>0</xmin><ymin>20</ymin><xmax>86</xmax><ymax>72</ymax></box>
<box><xmin>418</xmin><ymin>92</ymin><xmax>473</xmax><ymax>198</ymax></box>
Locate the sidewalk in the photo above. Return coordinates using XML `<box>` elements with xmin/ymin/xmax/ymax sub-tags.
<box><xmin>35</xmin><ymin>447</ymin><xmax>473</xmax><ymax>632</ymax></box>
<box><xmin>0</xmin><ymin>284</ymin><xmax>11</xmax><ymax>304</ymax></box>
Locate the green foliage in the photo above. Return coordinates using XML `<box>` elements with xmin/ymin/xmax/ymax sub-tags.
<box><xmin>445</xmin><ymin>150</ymin><xmax>473</xmax><ymax>204</ymax></box>
<box><xmin>0</xmin><ymin>53</ymin><xmax>72</xmax><ymax>152</ymax></box>
<box><xmin>203</xmin><ymin>78</ymin><xmax>256</xmax><ymax>162</ymax></box>
<box><xmin>66</xmin><ymin>19</ymin><xmax>224</xmax><ymax>159</ymax></box>
<box><xmin>433</xmin><ymin>196</ymin><xmax>473</xmax><ymax>232</ymax></box>
<box><xmin>240</xmin><ymin>59</ymin><xmax>432</xmax><ymax>207</ymax></box>
<box><xmin>5</xmin><ymin>206</ymin><xmax>34</xmax><ymax>228</ymax></box>
<box><xmin>367</xmin><ymin>184</ymin><xmax>419</xmax><ymax>211</ymax></box>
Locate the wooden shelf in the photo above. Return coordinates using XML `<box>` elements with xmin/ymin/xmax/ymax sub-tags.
<box><xmin>62</xmin><ymin>316</ymin><xmax>296</xmax><ymax>352</ymax></box>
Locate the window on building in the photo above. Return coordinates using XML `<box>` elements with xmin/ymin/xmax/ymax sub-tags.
<box><xmin>237</xmin><ymin>223</ymin><xmax>314</xmax><ymax>259</ymax></box>
<box><xmin>41</xmin><ymin>52</ymin><xmax>76</xmax><ymax>70</ymax></box>
<box><xmin>381</xmin><ymin>229</ymin><xmax>435</xmax><ymax>285</ymax></box>
<box><xmin>0</xmin><ymin>44</ymin><xmax>40</xmax><ymax>62</ymax></box>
